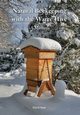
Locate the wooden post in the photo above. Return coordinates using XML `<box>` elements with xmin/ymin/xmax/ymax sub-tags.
<box><xmin>37</xmin><ymin>60</ymin><xmax>55</xmax><ymax>97</ymax></box>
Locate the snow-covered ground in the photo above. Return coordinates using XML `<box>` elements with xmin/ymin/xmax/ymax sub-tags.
<box><xmin>0</xmin><ymin>67</ymin><xmax>80</xmax><ymax>115</ymax></box>
<box><xmin>0</xmin><ymin>68</ymin><xmax>26</xmax><ymax>97</ymax></box>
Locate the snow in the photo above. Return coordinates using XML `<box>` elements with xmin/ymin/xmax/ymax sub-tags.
<box><xmin>27</xmin><ymin>2</ymin><xmax>79</xmax><ymax>42</ymax></box>
<box><xmin>56</xmin><ymin>9</ymin><xmax>79</xmax><ymax>24</ymax></box>
<box><xmin>0</xmin><ymin>69</ymin><xmax>26</xmax><ymax>97</ymax></box>
<box><xmin>50</xmin><ymin>0</ymin><xmax>61</xmax><ymax>3</ymax></box>
<box><xmin>10</xmin><ymin>0</ymin><xmax>38</xmax><ymax>45</ymax></box>
<box><xmin>67</xmin><ymin>11</ymin><xmax>79</xmax><ymax>24</ymax></box>
<box><xmin>0</xmin><ymin>68</ymin><xmax>80</xmax><ymax>115</ymax></box>
<box><xmin>0</xmin><ymin>48</ymin><xmax>10</xmax><ymax>53</ymax></box>
<box><xmin>51</xmin><ymin>0</ymin><xmax>67</xmax><ymax>3</ymax></box>
<box><xmin>37</xmin><ymin>0</ymin><xmax>49</xmax><ymax>9</ymax></box>
<box><xmin>74</xmin><ymin>38</ymin><xmax>80</xmax><ymax>47</ymax></box>
<box><xmin>20</xmin><ymin>37</ymin><xmax>62</xmax><ymax>51</ymax></box>
<box><xmin>55</xmin><ymin>80</ymin><xmax>67</xmax><ymax>99</ymax></box>
<box><xmin>37</xmin><ymin>0</ymin><xmax>68</xmax><ymax>9</ymax></box>
<box><xmin>0</xmin><ymin>85</ymin><xmax>22</xmax><ymax>97</ymax></box>
<box><xmin>56</xmin><ymin>28</ymin><xmax>74</xmax><ymax>40</ymax></box>
<box><xmin>17</xmin><ymin>52</ymin><xmax>24</xmax><ymax>59</ymax></box>
<box><xmin>13</xmin><ymin>89</ymin><xmax>80</xmax><ymax>115</ymax></box>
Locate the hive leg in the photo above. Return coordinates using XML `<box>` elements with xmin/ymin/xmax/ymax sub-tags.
<box><xmin>47</xmin><ymin>81</ymin><xmax>56</xmax><ymax>95</ymax></box>
<box><xmin>37</xmin><ymin>81</ymin><xmax>46</xmax><ymax>97</ymax></box>
<box><xmin>37</xmin><ymin>81</ymin><xmax>55</xmax><ymax>97</ymax></box>
<box><xmin>24</xmin><ymin>89</ymin><xmax>28</xmax><ymax>96</ymax></box>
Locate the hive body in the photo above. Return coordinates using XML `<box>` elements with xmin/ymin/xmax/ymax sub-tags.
<box><xmin>22</xmin><ymin>46</ymin><xmax>56</xmax><ymax>96</ymax></box>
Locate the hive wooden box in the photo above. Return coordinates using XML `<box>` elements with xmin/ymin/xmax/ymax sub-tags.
<box><xmin>22</xmin><ymin>46</ymin><xmax>56</xmax><ymax>96</ymax></box>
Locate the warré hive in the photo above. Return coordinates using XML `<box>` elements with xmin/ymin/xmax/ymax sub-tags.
<box><xmin>22</xmin><ymin>46</ymin><xmax>56</xmax><ymax>97</ymax></box>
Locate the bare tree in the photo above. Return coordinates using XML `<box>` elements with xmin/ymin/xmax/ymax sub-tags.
<box><xmin>0</xmin><ymin>7</ymin><xmax>12</xmax><ymax>48</ymax></box>
<box><xmin>0</xmin><ymin>0</ymin><xmax>29</xmax><ymax>48</ymax></box>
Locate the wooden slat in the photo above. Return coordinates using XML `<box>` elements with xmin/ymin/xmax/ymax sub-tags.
<box><xmin>23</xmin><ymin>46</ymin><xmax>39</xmax><ymax>58</ymax></box>
<box><xmin>39</xmin><ymin>60</ymin><xmax>53</xmax><ymax>68</ymax></box>
<box><xmin>27</xmin><ymin>80</ymin><xmax>39</xmax><ymax>87</ymax></box>
<box><xmin>26</xmin><ymin>69</ymin><xmax>38</xmax><ymax>80</ymax></box>
<box><xmin>39</xmin><ymin>69</ymin><xmax>52</xmax><ymax>80</ymax></box>
<box><xmin>27</xmin><ymin>58</ymin><xmax>38</xmax><ymax>69</ymax></box>
<box><xmin>28</xmin><ymin>86</ymin><xmax>36</xmax><ymax>92</ymax></box>
<box><xmin>39</xmin><ymin>52</ymin><xmax>56</xmax><ymax>59</ymax></box>
<box><xmin>23</xmin><ymin>46</ymin><xmax>57</xmax><ymax>59</ymax></box>
<box><xmin>39</xmin><ymin>59</ymin><xmax>52</xmax><ymax>80</ymax></box>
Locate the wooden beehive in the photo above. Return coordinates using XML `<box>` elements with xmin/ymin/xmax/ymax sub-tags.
<box><xmin>22</xmin><ymin>46</ymin><xmax>56</xmax><ymax>96</ymax></box>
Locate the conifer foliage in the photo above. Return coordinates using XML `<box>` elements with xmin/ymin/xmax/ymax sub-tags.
<box><xmin>28</xmin><ymin>0</ymin><xmax>80</xmax><ymax>93</ymax></box>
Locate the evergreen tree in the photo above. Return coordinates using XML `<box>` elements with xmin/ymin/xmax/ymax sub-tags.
<box><xmin>28</xmin><ymin>0</ymin><xmax>80</xmax><ymax>94</ymax></box>
<box><xmin>28</xmin><ymin>0</ymin><xmax>80</xmax><ymax>45</ymax></box>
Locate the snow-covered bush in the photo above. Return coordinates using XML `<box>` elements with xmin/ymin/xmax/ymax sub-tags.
<box><xmin>58</xmin><ymin>48</ymin><xmax>80</xmax><ymax>94</ymax></box>
<box><xmin>56</xmin><ymin>9</ymin><xmax>79</xmax><ymax>24</ymax></box>
<box><xmin>56</xmin><ymin>28</ymin><xmax>74</xmax><ymax>40</ymax></box>
<box><xmin>55</xmin><ymin>80</ymin><xmax>67</xmax><ymax>98</ymax></box>
<box><xmin>74</xmin><ymin>38</ymin><xmax>80</xmax><ymax>47</ymax></box>
<box><xmin>0</xmin><ymin>48</ymin><xmax>24</xmax><ymax>72</ymax></box>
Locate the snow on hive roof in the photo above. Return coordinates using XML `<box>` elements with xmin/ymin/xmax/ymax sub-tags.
<box><xmin>20</xmin><ymin>37</ymin><xmax>62</xmax><ymax>51</ymax></box>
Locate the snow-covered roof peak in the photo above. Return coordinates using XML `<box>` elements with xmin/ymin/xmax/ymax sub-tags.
<box><xmin>20</xmin><ymin>37</ymin><xmax>62</xmax><ymax>51</ymax></box>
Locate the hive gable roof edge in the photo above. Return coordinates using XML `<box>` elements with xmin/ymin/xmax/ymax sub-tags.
<box><xmin>22</xmin><ymin>45</ymin><xmax>56</xmax><ymax>52</ymax></box>
<box><xmin>22</xmin><ymin>45</ymin><xmax>40</xmax><ymax>51</ymax></box>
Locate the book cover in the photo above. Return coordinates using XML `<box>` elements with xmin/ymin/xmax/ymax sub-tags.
<box><xmin>0</xmin><ymin>0</ymin><xmax>80</xmax><ymax>115</ymax></box>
